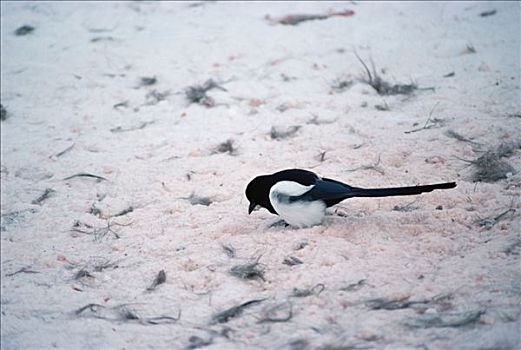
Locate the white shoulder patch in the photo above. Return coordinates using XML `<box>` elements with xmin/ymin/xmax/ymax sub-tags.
<box><xmin>269</xmin><ymin>181</ymin><xmax>326</xmax><ymax>228</ymax></box>
<box><xmin>270</xmin><ymin>181</ymin><xmax>313</xmax><ymax>197</ymax></box>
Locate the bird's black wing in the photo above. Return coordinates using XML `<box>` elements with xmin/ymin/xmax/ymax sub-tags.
<box><xmin>291</xmin><ymin>178</ymin><xmax>354</xmax><ymax>207</ymax></box>
<box><xmin>272</xmin><ymin>169</ymin><xmax>319</xmax><ymax>186</ymax></box>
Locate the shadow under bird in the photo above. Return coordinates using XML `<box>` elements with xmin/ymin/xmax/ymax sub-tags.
<box><xmin>245</xmin><ymin>169</ymin><xmax>456</xmax><ymax>228</ymax></box>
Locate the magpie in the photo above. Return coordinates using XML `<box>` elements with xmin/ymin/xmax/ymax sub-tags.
<box><xmin>245</xmin><ymin>169</ymin><xmax>456</xmax><ymax>228</ymax></box>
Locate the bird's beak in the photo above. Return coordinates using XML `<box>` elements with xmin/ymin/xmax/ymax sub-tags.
<box><xmin>248</xmin><ymin>202</ymin><xmax>257</xmax><ymax>215</ymax></box>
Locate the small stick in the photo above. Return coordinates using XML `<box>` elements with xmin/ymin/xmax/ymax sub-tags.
<box><xmin>63</xmin><ymin>173</ymin><xmax>107</xmax><ymax>182</ymax></box>
<box><xmin>5</xmin><ymin>267</ymin><xmax>40</xmax><ymax>277</ymax></box>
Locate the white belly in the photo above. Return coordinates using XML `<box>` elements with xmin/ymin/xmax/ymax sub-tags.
<box><xmin>269</xmin><ymin>181</ymin><xmax>326</xmax><ymax>228</ymax></box>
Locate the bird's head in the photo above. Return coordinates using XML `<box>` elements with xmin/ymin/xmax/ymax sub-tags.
<box><xmin>245</xmin><ymin>174</ymin><xmax>277</xmax><ymax>214</ymax></box>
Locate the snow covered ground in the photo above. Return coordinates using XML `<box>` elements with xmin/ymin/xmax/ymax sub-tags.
<box><xmin>1</xmin><ymin>1</ymin><xmax>520</xmax><ymax>349</ymax></box>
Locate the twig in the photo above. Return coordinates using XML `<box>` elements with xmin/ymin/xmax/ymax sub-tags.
<box><xmin>63</xmin><ymin>173</ymin><xmax>107</xmax><ymax>182</ymax></box>
<box><xmin>31</xmin><ymin>188</ymin><xmax>56</xmax><ymax>205</ymax></box>
<box><xmin>404</xmin><ymin>102</ymin><xmax>442</xmax><ymax>134</ymax></box>
<box><xmin>339</xmin><ymin>279</ymin><xmax>366</xmax><ymax>292</ymax></box>
<box><xmin>113</xmin><ymin>206</ymin><xmax>134</xmax><ymax>217</ymax></box>
<box><xmin>345</xmin><ymin>155</ymin><xmax>385</xmax><ymax>175</ymax></box>
<box><xmin>210</xmin><ymin>299</ymin><xmax>266</xmax><ymax>324</ymax></box>
<box><xmin>477</xmin><ymin>208</ymin><xmax>516</xmax><ymax>229</ymax></box>
<box><xmin>51</xmin><ymin>143</ymin><xmax>75</xmax><ymax>159</ymax></box>
<box><xmin>444</xmin><ymin>129</ymin><xmax>481</xmax><ymax>145</ymax></box>
<box><xmin>5</xmin><ymin>267</ymin><xmax>40</xmax><ymax>277</ymax></box>
<box><xmin>71</xmin><ymin>219</ymin><xmax>131</xmax><ymax>241</ymax></box>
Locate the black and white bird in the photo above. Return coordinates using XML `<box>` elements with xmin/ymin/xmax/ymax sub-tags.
<box><xmin>245</xmin><ymin>169</ymin><xmax>456</xmax><ymax>228</ymax></box>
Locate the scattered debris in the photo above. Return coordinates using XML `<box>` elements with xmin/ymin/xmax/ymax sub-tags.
<box><xmin>186</xmin><ymin>335</ymin><xmax>213</xmax><ymax>349</ymax></box>
<box><xmin>283</xmin><ymin>256</ymin><xmax>303</xmax><ymax>266</ymax></box>
<box><xmin>145</xmin><ymin>90</ymin><xmax>169</xmax><ymax>105</ymax></box>
<box><xmin>365</xmin><ymin>296</ymin><xmax>426</xmax><ymax>310</ymax></box>
<box><xmin>74</xmin><ymin>269</ymin><xmax>94</xmax><ymax>280</ymax></box>
<box><xmin>404</xmin><ymin>310</ymin><xmax>485</xmax><ymax>328</ymax></box>
<box><xmin>113</xmin><ymin>101</ymin><xmax>129</xmax><ymax>110</ymax></box>
<box><xmin>477</xmin><ymin>208</ymin><xmax>516</xmax><ymax>229</ymax></box>
<box><xmin>86</xmin><ymin>26</ymin><xmax>117</xmax><ymax>33</ymax></box>
<box><xmin>185</xmin><ymin>79</ymin><xmax>225</xmax><ymax>107</ymax></box>
<box><xmin>286</xmin><ymin>339</ymin><xmax>309</xmax><ymax>350</ymax></box>
<box><xmin>375</xmin><ymin>101</ymin><xmax>390</xmax><ymax>111</ymax></box>
<box><xmin>182</xmin><ymin>193</ymin><xmax>213</xmax><ymax>206</ymax></box>
<box><xmin>51</xmin><ymin>143</ymin><xmax>75</xmax><ymax>159</ymax></box>
<box><xmin>331</xmin><ymin>78</ymin><xmax>353</xmax><ymax>93</ymax></box>
<box><xmin>443</xmin><ymin>72</ymin><xmax>455</xmax><ymax>78</ymax></box>
<box><xmin>31</xmin><ymin>188</ymin><xmax>56</xmax><ymax>205</ymax></box>
<box><xmin>221</xmin><ymin>243</ymin><xmax>236</xmax><ymax>258</ymax></box>
<box><xmin>480</xmin><ymin>9</ymin><xmax>496</xmax><ymax>17</ymax></box>
<box><xmin>462</xmin><ymin>44</ymin><xmax>476</xmax><ymax>54</ymax></box>
<box><xmin>463</xmin><ymin>142</ymin><xmax>520</xmax><ymax>182</ymax></box>
<box><xmin>14</xmin><ymin>25</ymin><xmax>35</xmax><ymax>36</ymax></box>
<box><xmin>140</xmin><ymin>76</ymin><xmax>157</xmax><ymax>86</ymax></box>
<box><xmin>315</xmin><ymin>151</ymin><xmax>327</xmax><ymax>163</ymax></box>
<box><xmin>405</xmin><ymin>102</ymin><xmax>445</xmax><ymax>134</ymax></box>
<box><xmin>210</xmin><ymin>299</ymin><xmax>265</xmax><ymax>324</ymax></box>
<box><xmin>280</xmin><ymin>73</ymin><xmax>296</xmax><ymax>82</ymax></box>
<box><xmin>63</xmin><ymin>173</ymin><xmax>107</xmax><ymax>182</ymax></box>
<box><xmin>0</xmin><ymin>104</ymin><xmax>7</xmax><ymax>121</ymax></box>
<box><xmin>436</xmin><ymin>205</ymin><xmax>443</xmax><ymax>210</ymax></box>
<box><xmin>230</xmin><ymin>259</ymin><xmax>265</xmax><ymax>281</ymax></box>
<box><xmin>1</xmin><ymin>208</ymin><xmax>38</xmax><ymax>232</ymax></box>
<box><xmin>75</xmin><ymin>303</ymin><xmax>104</xmax><ymax>316</ymax></box>
<box><xmin>92</xmin><ymin>258</ymin><xmax>119</xmax><ymax>272</ymax></box>
<box><xmin>5</xmin><ymin>267</ymin><xmax>40</xmax><ymax>277</ymax></box>
<box><xmin>188</xmin><ymin>1</ymin><xmax>216</xmax><ymax>8</ymax></box>
<box><xmin>113</xmin><ymin>206</ymin><xmax>134</xmax><ymax>217</ymax></box>
<box><xmin>354</xmin><ymin>52</ymin><xmax>418</xmax><ymax>96</ymax></box>
<box><xmin>266</xmin><ymin>9</ymin><xmax>355</xmax><ymax>26</ymax></box>
<box><xmin>307</xmin><ymin>115</ymin><xmax>338</xmax><ymax>126</ymax></box>
<box><xmin>212</xmin><ymin>139</ymin><xmax>237</xmax><ymax>155</ymax></box>
<box><xmin>293</xmin><ymin>239</ymin><xmax>309</xmax><ymax>250</ymax></box>
<box><xmin>445</xmin><ymin>129</ymin><xmax>480</xmax><ymax>145</ymax></box>
<box><xmin>75</xmin><ymin>303</ymin><xmax>180</xmax><ymax>325</ymax></box>
<box><xmin>345</xmin><ymin>155</ymin><xmax>385</xmax><ymax>175</ymax></box>
<box><xmin>147</xmin><ymin>270</ymin><xmax>166</xmax><ymax>291</ymax></box>
<box><xmin>392</xmin><ymin>201</ymin><xmax>419</xmax><ymax>212</ymax></box>
<box><xmin>71</xmin><ymin>219</ymin><xmax>131</xmax><ymax>241</ymax></box>
<box><xmin>258</xmin><ymin>301</ymin><xmax>293</xmax><ymax>323</ymax></box>
<box><xmin>507</xmin><ymin>113</ymin><xmax>521</xmax><ymax>118</ymax></box>
<box><xmin>110</xmin><ymin>121</ymin><xmax>154</xmax><ymax>133</ymax></box>
<box><xmin>90</xmin><ymin>36</ymin><xmax>115</xmax><ymax>43</ymax></box>
<box><xmin>292</xmin><ymin>283</ymin><xmax>325</xmax><ymax>297</ymax></box>
<box><xmin>270</xmin><ymin>126</ymin><xmax>301</xmax><ymax>140</ymax></box>
<box><xmin>339</xmin><ymin>279</ymin><xmax>366</xmax><ymax>292</ymax></box>
<box><xmin>89</xmin><ymin>203</ymin><xmax>102</xmax><ymax>217</ymax></box>
<box><xmin>276</xmin><ymin>102</ymin><xmax>296</xmax><ymax>113</ymax></box>
<box><xmin>503</xmin><ymin>239</ymin><xmax>521</xmax><ymax>256</ymax></box>
<box><xmin>444</xmin><ymin>129</ymin><xmax>480</xmax><ymax>145</ymax></box>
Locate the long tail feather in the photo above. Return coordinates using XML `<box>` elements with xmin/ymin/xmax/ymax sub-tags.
<box><xmin>348</xmin><ymin>182</ymin><xmax>456</xmax><ymax>198</ymax></box>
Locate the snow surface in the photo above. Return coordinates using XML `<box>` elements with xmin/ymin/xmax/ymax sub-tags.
<box><xmin>1</xmin><ymin>1</ymin><xmax>520</xmax><ymax>349</ymax></box>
